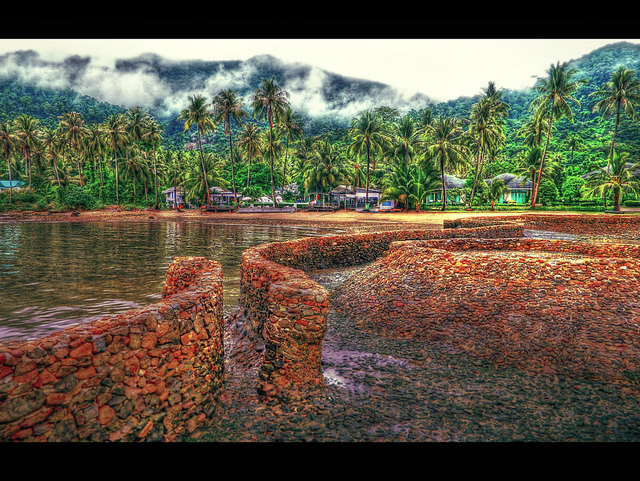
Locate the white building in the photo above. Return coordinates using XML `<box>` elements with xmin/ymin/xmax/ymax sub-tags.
<box><xmin>161</xmin><ymin>187</ymin><xmax>184</xmax><ymax>208</ymax></box>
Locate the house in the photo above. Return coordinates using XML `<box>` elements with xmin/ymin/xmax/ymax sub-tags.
<box><xmin>427</xmin><ymin>173</ymin><xmax>533</xmax><ymax>204</ymax></box>
<box><xmin>485</xmin><ymin>173</ymin><xmax>532</xmax><ymax>204</ymax></box>
<box><xmin>329</xmin><ymin>185</ymin><xmax>382</xmax><ymax>209</ymax></box>
<box><xmin>0</xmin><ymin>180</ymin><xmax>24</xmax><ymax>191</ymax></box>
<box><xmin>161</xmin><ymin>187</ymin><xmax>184</xmax><ymax>209</ymax></box>
<box><xmin>210</xmin><ymin>186</ymin><xmax>239</xmax><ymax>206</ymax></box>
<box><xmin>581</xmin><ymin>162</ymin><xmax>640</xmax><ymax>180</ymax></box>
<box><xmin>428</xmin><ymin>174</ymin><xmax>466</xmax><ymax>203</ymax></box>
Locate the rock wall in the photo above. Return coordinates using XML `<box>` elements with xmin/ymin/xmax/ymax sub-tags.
<box><xmin>237</xmin><ymin>224</ymin><xmax>524</xmax><ymax>403</ymax></box>
<box><xmin>523</xmin><ymin>213</ymin><xmax>640</xmax><ymax>237</ymax></box>
<box><xmin>334</xmin><ymin>237</ymin><xmax>640</xmax><ymax>386</ymax></box>
<box><xmin>446</xmin><ymin>213</ymin><xmax>640</xmax><ymax>238</ymax></box>
<box><xmin>0</xmin><ymin>256</ymin><xmax>224</xmax><ymax>442</ymax></box>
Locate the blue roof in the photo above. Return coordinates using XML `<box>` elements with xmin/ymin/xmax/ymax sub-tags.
<box><xmin>0</xmin><ymin>180</ymin><xmax>24</xmax><ymax>188</ymax></box>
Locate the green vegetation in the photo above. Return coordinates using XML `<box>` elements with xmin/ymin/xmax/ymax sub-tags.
<box><xmin>3</xmin><ymin>42</ymin><xmax>640</xmax><ymax>213</ymax></box>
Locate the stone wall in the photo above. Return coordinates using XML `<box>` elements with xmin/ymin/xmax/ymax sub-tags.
<box><xmin>334</xmin><ymin>237</ymin><xmax>640</xmax><ymax>386</ymax></box>
<box><xmin>0</xmin><ymin>256</ymin><xmax>224</xmax><ymax>442</ymax></box>
<box><xmin>446</xmin><ymin>213</ymin><xmax>640</xmax><ymax>238</ymax></box>
<box><xmin>522</xmin><ymin>213</ymin><xmax>640</xmax><ymax>237</ymax></box>
<box><xmin>237</xmin><ymin>224</ymin><xmax>524</xmax><ymax>403</ymax></box>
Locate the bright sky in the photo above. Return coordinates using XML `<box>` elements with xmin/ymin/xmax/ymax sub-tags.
<box><xmin>0</xmin><ymin>38</ymin><xmax>638</xmax><ymax>102</ymax></box>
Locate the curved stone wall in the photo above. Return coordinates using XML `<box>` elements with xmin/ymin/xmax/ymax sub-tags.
<box><xmin>0</xmin><ymin>256</ymin><xmax>224</xmax><ymax>442</ymax></box>
<box><xmin>333</xmin><ymin>237</ymin><xmax>640</xmax><ymax>386</ymax></box>
<box><xmin>446</xmin><ymin>213</ymin><xmax>640</xmax><ymax>238</ymax></box>
<box><xmin>237</xmin><ymin>224</ymin><xmax>524</xmax><ymax>403</ymax></box>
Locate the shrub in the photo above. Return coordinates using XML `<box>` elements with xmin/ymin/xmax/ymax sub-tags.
<box><xmin>62</xmin><ymin>185</ymin><xmax>99</xmax><ymax>210</ymax></box>
<box><xmin>561</xmin><ymin>175</ymin><xmax>586</xmax><ymax>203</ymax></box>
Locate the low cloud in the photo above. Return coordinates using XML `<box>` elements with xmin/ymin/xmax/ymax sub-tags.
<box><xmin>0</xmin><ymin>50</ymin><xmax>432</xmax><ymax>122</ymax></box>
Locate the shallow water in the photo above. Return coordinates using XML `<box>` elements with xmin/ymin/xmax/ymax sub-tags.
<box><xmin>0</xmin><ymin>220</ymin><xmax>336</xmax><ymax>342</ymax></box>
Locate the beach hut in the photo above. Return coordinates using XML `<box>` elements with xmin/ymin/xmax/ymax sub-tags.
<box><xmin>428</xmin><ymin>174</ymin><xmax>466</xmax><ymax>203</ymax></box>
<box><xmin>162</xmin><ymin>187</ymin><xmax>185</xmax><ymax>209</ymax></box>
<box><xmin>209</xmin><ymin>186</ymin><xmax>239</xmax><ymax>206</ymax></box>
<box><xmin>329</xmin><ymin>185</ymin><xmax>382</xmax><ymax>210</ymax></box>
<box><xmin>0</xmin><ymin>180</ymin><xmax>24</xmax><ymax>192</ymax></box>
<box><xmin>485</xmin><ymin>173</ymin><xmax>532</xmax><ymax>204</ymax></box>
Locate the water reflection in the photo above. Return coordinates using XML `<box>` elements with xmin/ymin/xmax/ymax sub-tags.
<box><xmin>0</xmin><ymin>221</ymin><xmax>335</xmax><ymax>342</ymax></box>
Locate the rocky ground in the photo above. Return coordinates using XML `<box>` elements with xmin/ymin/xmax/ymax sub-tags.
<box><xmin>6</xmin><ymin>208</ymin><xmax>640</xmax><ymax>442</ymax></box>
<box><xmin>195</xmin><ymin>262</ymin><xmax>640</xmax><ymax>442</ymax></box>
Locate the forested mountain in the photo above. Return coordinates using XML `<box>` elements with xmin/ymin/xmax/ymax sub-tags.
<box><xmin>2</xmin><ymin>41</ymin><xmax>640</xmax><ymax>149</ymax></box>
<box><xmin>0</xmin><ymin>49</ymin><xmax>432</xmax><ymax>143</ymax></box>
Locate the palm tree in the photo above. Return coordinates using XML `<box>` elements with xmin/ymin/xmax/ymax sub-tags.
<box><xmin>584</xmin><ymin>151</ymin><xmax>640</xmax><ymax>211</ymax></box>
<box><xmin>528</xmin><ymin>61</ymin><xmax>587</xmax><ymax>209</ymax></box>
<box><xmin>252</xmin><ymin>77</ymin><xmax>291</xmax><ymax>206</ymax></box>
<box><xmin>102</xmin><ymin>115</ymin><xmax>128</xmax><ymax>204</ymax></box>
<box><xmin>347</xmin><ymin>110</ymin><xmax>390</xmax><ymax>208</ymax></box>
<box><xmin>120</xmin><ymin>152</ymin><xmax>150</xmax><ymax>201</ymax></box>
<box><xmin>292</xmin><ymin>136</ymin><xmax>317</xmax><ymax>181</ymax></box>
<box><xmin>0</xmin><ymin>121</ymin><xmax>19</xmax><ymax>202</ymax></box>
<box><xmin>590</xmin><ymin>66</ymin><xmax>640</xmax><ymax>169</ymax></box>
<box><xmin>564</xmin><ymin>133</ymin><xmax>585</xmax><ymax>165</ymax></box>
<box><xmin>487</xmin><ymin>178</ymin><xmax>508</xmax><ymax>211</ymax></box>
<box><xmin>183</xmin><ymin>152</ymin><xmax>227</xmax><ymax>206</ymax></box>
<box><xmin>142</xmin><ymin>118</ymin><xmax>164</xmax><ymax>209</ymax></box>
<box><xmin>213</xmin><ymin>89</ymin><xmax>248</xmax><ymax>204</ymax></box>
<box><xmin>14</xmin><ymin>114</ymin><xmax>42</xmax><ymax>188</ymax></box>
<box><xmin>389</xmin><ymin>114</ymin><xmax>421</xmax><ymax>166</ymax></box>
<box><xmin>85</xmin><ymin>124</ymin><xmax>106</xmax><ymax>188</ymax></box>
<box><xmin>466</xmin><ymin>89</ymin><xmax>507</xmax><ymax>207</ymax></box>
<box><xmin>126</xmin><ymin>107</ymin><xmax>150</xmax><ymax>151</ymax></box>
<box><xmin>58</xmin><ymin>112</ymin><xmax>89</xmax><ymax>187</ymax></box>
<box><xmin>278</xmin><ymin>107</ymin><xmax>304</xmax><ymax>192</ymax></box>
<box><xmin>514</xmin><ymin>145</ymin><xmax>558</xmax><ymax>205</ymax></box>
<box><xmin>260</xmin><ymin>129</ymin><xmax>285</xmax><ymax>195</ymax></box>
<box><xmin>178</xmin><ymin>95</ymin><xmax>217</xmax><ymax>207</ymax></box>
<box><xmin>421</xmin><ymin>116</ymin><xmax>470</xmax><ymax>211</ymax></box>
<box><xmin>237</xmin><ymin>123</ymin><xmax>263</xmax><ymax>189</ymax></box>
<box><xmin>417</xmin><ymin>108</ymin><xmax>434</xmax><ymax>131</ymax></box>
<box><xmin>41</xmin><ymin>127</ymin><xmax>62</xmax><ymax>187</ymax></box>
<box><xmin>517</xmin><ymin>110</ymin><xmax>553</xmax><ymax>149</ymax></box>
<box><xmin>30</xmin><ymin>142</ymin><xmax>47</xmax><ymax>180</ymax></box>
<box><xmin>382</xmin><ymin>158</ymin><xmax>439</xmax><ymax>212</ymax></box>
<box><xmin>162</xmin><ymin>150</ymin><xmax>189</xmax><ymax>208</ymax></box>
<box><xmin>303</xmin><ymin>140</ymin><xmax>347</xmax><ymax>204</ymax></box>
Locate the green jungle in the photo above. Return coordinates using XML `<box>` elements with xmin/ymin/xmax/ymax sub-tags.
<box><xmin>2</xmin><ymin>41</ymin><xmax>640</xmax><ymax>214</ymax></box>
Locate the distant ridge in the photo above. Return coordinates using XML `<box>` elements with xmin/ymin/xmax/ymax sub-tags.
<box><xmin>0</xmin><ymin>49</ymin><xmax>434</xmax><ymax>121</ymax></box>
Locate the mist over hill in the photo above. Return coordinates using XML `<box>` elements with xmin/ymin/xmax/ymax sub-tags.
<box><xmin>0</xmin><ymin>49</ymin><xmax>433</xmax><ymax>122</ymax></box>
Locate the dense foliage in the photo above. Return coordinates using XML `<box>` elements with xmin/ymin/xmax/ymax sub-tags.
<box><xmin>2</xmin><ymin>41</ymin><xmax>640</xmax><ymax>212</ymax></box>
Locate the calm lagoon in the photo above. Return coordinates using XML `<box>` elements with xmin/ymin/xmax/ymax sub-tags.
<box><xmin>0</xmin><ymin>220</ymin><xmax>337</xmax><ymax>342</ymax></box>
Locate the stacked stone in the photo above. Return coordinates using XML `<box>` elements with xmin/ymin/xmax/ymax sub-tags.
<box><xmin>0</xmin><ymin>257</ymin><xmax>224</xmax><ymax>442</ymax></box>
<box><xmin>238</xmin><ymin>248</ymin><xmax>329</xmax><ymax>403</ymax></box>
<box><xmin>260</xmin><ymin>279</ymin><xmax>329</xmax><ymax>403</ymax></box>
<box><xmin>259</xmin><ymin>224</ymin><xmax>525</xmax><ymax>272</ymax></box>
<box><xmin>237</xmin><ymin>224</ymin><xmax>523</xmax><ymax>403</ymax></box>
<box><xmin>450</xmin><ymin>213</ymin><xmax>640</xmax><ymax>238</ymax></box>
<box><xmin>522</xmin><ymin>213</ymin><xmax>640</xmax><ymax>237</ymax></box>
<box><xmin>333</xmin><ymin>238</ymin><xmax>640</xmax><ymax>386</ymax></box>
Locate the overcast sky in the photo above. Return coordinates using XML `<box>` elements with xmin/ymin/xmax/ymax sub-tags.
<box><xmin>0</xmin><ymin>38</ymin><xmax>638</xmax><ymax>103</ymax></box>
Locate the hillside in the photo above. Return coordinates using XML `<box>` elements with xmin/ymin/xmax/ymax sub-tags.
<box><xmin>0</xmin><ymin>49</ymin><xmax>432</xmax><ymax>136</ymax></box>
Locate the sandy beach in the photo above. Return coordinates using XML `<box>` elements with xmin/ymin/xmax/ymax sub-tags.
<box><xmin>0</xmin><ymin>206</ymin><xmax>607</xmax><ymax>230</ymax></box>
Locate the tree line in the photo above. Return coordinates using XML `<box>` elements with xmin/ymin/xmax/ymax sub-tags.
<box><xmin>2</xmin><ymin>63</ymin><xmax>640</xmax><ymax>213</ymax></box>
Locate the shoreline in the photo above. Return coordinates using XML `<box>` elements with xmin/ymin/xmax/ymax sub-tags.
<box><xmin>0</xmin><ymin>207</ymin><xmax>623</xmax><ymax>230</ymax></box>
